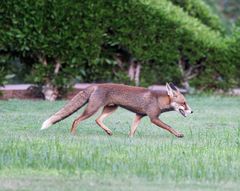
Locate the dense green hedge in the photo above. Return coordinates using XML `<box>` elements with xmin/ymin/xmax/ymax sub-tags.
<box><xmin>101</xmin><ymin>0</ymin><xmax>234</xmax><ymax>89</ymax></box>
<box><xmin>0</xmin><ymin>0</ymin><xmax>238</xmax><ymax>98</ymax></box>
<box><xmin>228</xmin><ymin>25</ymin><xmax>240</xmax><ymax>86</ymax></box>
<box><xmin>0</xmin><ymin>0</ymin><xmax>105</xmax><ymax>89</ymax></box>
<box><xmin>170</xmin><ymin>0</ymin><xmax>224</xmax><ymax>32</ymax></box>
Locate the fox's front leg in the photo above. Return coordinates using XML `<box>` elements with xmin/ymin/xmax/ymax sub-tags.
<box><xmin>150</xmin><ymin>117</ymin><xmax>184</xmax><ymax>138</ymax></box>
<box><xmin>128</xmin><ymin>114</ymin><xmax>144</xmax><ymax>137</ymax></box>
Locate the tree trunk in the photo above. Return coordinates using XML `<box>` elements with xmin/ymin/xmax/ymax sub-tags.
<box><xmin>128</xmin><ymin>62</ymin><xmax>135</xmax><ymax>81</ymax></box>
<box><xmin>134</xmin><ymin>63</ymin><xmax>141</xmax><ymax>86</ymax></box>
<box><xmin>42</xmin><ymin>83</ymin><xmax>59</xmax><ymax>101</ymax></box>
<box><xmin>181</xmin><ymin>80</ymin><xmax>190</xmax><ymax>93</ymax></box>
<box><xmin>128</xmin><ymin>58</ymin><xmax>141</xmax><ymax>86</ymax></box>
<box><xmin>178</xmin><ymin>57</ymin><xmax>192</xmax><ymax>93</ymax></box>
<box><xmin>114</xmin><ymin>52</ymin><xmax>141</xmax><ymax>86</ymax></box>
<box><xmin>38</xmin><ymin>56</ymin><xmax>61</xmax><ymax>101</ymax></box>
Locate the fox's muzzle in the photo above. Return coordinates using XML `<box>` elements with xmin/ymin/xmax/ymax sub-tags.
<box><xmin>179</xmin><ymin>109</ymin><xmax>186</xmax><ymax>117</ymax></box>
<box><xmin>177</xmin><ymin>104</ymin><xmax>193</xmax><ymax>117</ymax></box>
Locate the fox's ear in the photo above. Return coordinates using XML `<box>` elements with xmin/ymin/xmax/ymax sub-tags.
<box><xmin>169</xmin><ymin>82</ymin><xmax>180</xmax><ymax>93</ymax></box>
<box><xmin>166</xmin><ymin>83</ymin><xmax>174</xmax><ymax>97</ymax></box>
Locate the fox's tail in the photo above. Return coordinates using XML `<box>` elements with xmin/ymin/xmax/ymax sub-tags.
<box><xmin>41</xmin><ymin>86</ymin><xmax>95</xmax><ymax>130</ymax></box>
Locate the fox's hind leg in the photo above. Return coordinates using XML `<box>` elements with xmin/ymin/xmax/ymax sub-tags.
<box><xmin>96</xmin><ymin>105</ymin><xmax>118</xmax><ymax>136</ymax></box>
<box><xmin>70</xmin><ymin>101</ymin><xmax>103</xmax><ymax>135</ymax></box>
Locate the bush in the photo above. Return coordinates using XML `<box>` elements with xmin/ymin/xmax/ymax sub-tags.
<box><xmin>0</xmin><ymin>0</ymin><xmax>236</xmax><ymax>97</ymax></box>
<box><xmin>170</xmin><ymin>0</ymin><xmax>224</xmax><ymax>32</ymax></box>
<box><xmin>0</xmin><ymin>0</ymin><xmax>105</xmax><ymax>99</ymax></box>
<box><xmin>227</xmin><ymin>25</ymin><xmax>240</xmax><ymax>86</ymax></box>
<box><xmin>102</xmin><ymin>0</ymin><xmax>233</xmax><ymax>89</ymax></box>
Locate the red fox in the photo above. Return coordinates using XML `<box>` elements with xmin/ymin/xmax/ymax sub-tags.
<box><xmin>41</xmin><ymin>83</ymin><xmax>193</xmax><ymax>138</ymax></box>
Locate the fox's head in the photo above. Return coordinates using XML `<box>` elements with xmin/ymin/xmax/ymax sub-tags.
<box><xmin>166</xmin><ymin>83</ymin><xmax>193</xmax><ymax>117</ymax></box>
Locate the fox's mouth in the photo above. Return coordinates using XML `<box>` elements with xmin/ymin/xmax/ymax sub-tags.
<box><xmin>179</xmin><ymin>109</ymin><xmax>186</xmax><ymax>117</ymax></box>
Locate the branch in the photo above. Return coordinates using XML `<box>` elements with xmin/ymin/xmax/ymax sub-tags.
<box><xmin>113</xmin><ymin>54</ymin><xmax>125</xmax><ymax>70</ymax></box>
<box><xmin>186</xmin><ymin>73</ymin><xmax>198</xmax><ymax>80</ymax></box>
<box><xmin>38</xmin><ymin>55</ymin><xmax>47</xmax><ymax>66</ymax></box>
<box><xmin>185</xmin><ymin>63</ymin><xmax>202</xmax><ymax>77</ymax></box>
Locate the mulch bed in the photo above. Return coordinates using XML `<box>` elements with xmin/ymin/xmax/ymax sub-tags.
<box><xmin>0</xmin><ymin>84</ymin><xmax>92</xmax><ymax>100</ymax></box>
<box><xmin>0</xmin><ymin>84</ymin><xmax>168</xmax><ymax>100</ymax></box>
<box><xmin>1</xmin><ymin>84</ymin><xmax>239</xmax><ymax>100</ymax></box>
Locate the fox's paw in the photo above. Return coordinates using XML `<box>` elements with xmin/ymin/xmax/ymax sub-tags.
<box><xmin>176</xmin><ymin>133</ymin><xmax>184</xmax><ymax>138</ymax></box>
<box><xmin>128</xmin><ymin>132</ymin><xmax>134</xmax><ymax>138</ymax></box>
<box><xmin>70</xmin><ymin>128</ymin><xmax>77</xmax><ymax>136</ymax></box>
<box><xmin>106</xmin><ymin>130</ymin><xmax>113</xmax><ymax>136</ymax></box>
<box><xmin>71</xmin><ymin>132</ymin><xmax>77</xmax><ymax>136</ymax></box>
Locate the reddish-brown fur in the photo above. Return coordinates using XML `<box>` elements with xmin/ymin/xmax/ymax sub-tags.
<box><xmin>42</xmin><ymin>83</ymin><xmax>191</xmax><ymax>138</ymax></box>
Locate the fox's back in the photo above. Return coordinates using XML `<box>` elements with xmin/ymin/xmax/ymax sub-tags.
<box><xmin>96</xmin><ymin>83</ymin><xmax>148</xmax><ymax>99</ymax></box>
<box><xmin>92</xmin><ymin>84</ymin><xmax>155</xmax><ymax>114</ymax></box>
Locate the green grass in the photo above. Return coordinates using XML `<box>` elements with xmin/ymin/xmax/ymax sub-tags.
<box><xmin>0</xmin><ymin>96</ymin><xmax>240</xmax><ymax>190</ymax></box>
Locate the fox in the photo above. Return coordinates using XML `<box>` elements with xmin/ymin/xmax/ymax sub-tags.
<box><xmin>41</xmin><ymin>83</ymin><xmax>193</xmax><ymax>138</ymax></box>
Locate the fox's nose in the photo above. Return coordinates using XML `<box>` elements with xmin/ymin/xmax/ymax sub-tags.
<box><xmin>191</xmin><ymin>111</ymin><xmax>193</xmax><ymax>114</ymax></box>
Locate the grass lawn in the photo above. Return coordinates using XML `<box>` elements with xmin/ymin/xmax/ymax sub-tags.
<box><xmin>0</xmin><ymin>96</ymin><xmax>240</xmax><ymax>190</ymax></box>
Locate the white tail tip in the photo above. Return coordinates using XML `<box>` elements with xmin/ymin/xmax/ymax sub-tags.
<box><xmin>41</xmin><ymin>119</ymin><xmax>52</xmax><ymax>130</ymax></box>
